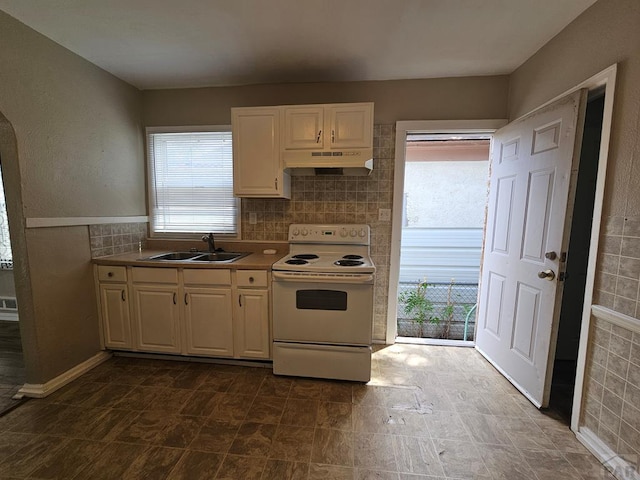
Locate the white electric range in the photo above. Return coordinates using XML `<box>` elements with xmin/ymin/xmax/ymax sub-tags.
<box><xmin>272</xmin><ymin>224</ymin><xmax>375</xmax><ymax>382</ymax></box>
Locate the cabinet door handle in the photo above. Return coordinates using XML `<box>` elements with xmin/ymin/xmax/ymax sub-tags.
<box><xmin>121</xmin><ymin>290</ymin><xmax>126</xmax><ymax>301</ymax></box>
<box><xmin>316</xmin><ymin>130</ymin><xmax>322</xmax><ymax>143</ymax></box>
<box><xmin>275</xmin><ymin>177</ymin><xmax>278</xmax><ymax>190</ymax></box>
<box><xmin>239</xmin><ymin>294</ymin><xmax>242</xmax><ymax>307</ymax></box>
<box><xmin>108</xmin><ymin>272</ymin><xmax>114</xmax><ymax>277</ymax></box>
<box><xmin>173</xmin><ymin>292</ymin><xmax>177</xmax><ymax>305</ymax></box>
<box><xmin>184</xmin><ymin>293</ymin><xmax>189</xmax><ymax>305</ymax></box>
<box><xmin>331</xmin><ymin>130</ymin><xmax>335</xmax><ymax>143</ymax></box>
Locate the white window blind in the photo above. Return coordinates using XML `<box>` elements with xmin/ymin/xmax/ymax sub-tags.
<box><xmin>147</xmin><ymin>129</ymin><xmax>239</xmax><ymax>236</ymax></box>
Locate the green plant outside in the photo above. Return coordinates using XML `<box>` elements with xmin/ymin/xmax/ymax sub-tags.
<box><xmin>399</xmin><ymin>279</ymin><xmax>475</xmax><ymax>339</ymax></box>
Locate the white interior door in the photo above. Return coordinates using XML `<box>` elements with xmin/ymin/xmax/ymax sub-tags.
<box><xmin>475</xmin><ymin>90</ymin><xmax>587</xmax><ymax>408</ymax></box>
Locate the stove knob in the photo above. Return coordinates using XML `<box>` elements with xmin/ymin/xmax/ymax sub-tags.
<box><xmin>359</xmin><ymin>228</ymin><xmax>366</xmax><ymax>237</ymax></box>
<box><xmin>292</xmin><ymin>228</ymin><xmax>300</xmax><ymax>237</ymax></box>
<box><xmin>340</xmin><ymin>229</ymin><xmax>348</xmax><ymax>238</ymax></box>
<box><xmin>350</xmin><ymin>229</ymin><xmax>357</xmax><ymax>237</ymax></box>
<box><xmin>301</xmin><ymin>228</ymin><xmax>309</xmax><ymax>236</ymax></box>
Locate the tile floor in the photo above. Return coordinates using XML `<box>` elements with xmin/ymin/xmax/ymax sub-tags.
<box><xmin>0</xmin><ymin>344</ymin><xmax>616</xmax><ymax>480</ymax></box>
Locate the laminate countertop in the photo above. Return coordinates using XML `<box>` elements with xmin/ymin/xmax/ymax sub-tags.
<box><xmin>93</xmin><ymin>249</ymin><xmax>287</xmax><ymax>270</ymax></box>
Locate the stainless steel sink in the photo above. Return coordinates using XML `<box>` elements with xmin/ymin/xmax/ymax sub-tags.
<box><xmin>142</xmin><ymin>251</ymin><xmax>249</xmax><ymax>263</ymax></box>
<box><xmin>147</xmin><ymin>252</ymin><xmax>203</xmax><ymax>261</ymax></box>
<box><xmin>190</xmin><ymin>252</ymin><xmax>249</xmax><ymax>262</ymax></box>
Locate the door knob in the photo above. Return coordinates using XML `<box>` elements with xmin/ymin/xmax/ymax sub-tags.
<box><xmin>545</xmin><ymin>251</ymin><xmax>557</xmax><ymax>260</ymax></box>
<box><xmin>538</xmin><ymin>269</ymin><xmax>556</xmax><ymax>281</ymax></box>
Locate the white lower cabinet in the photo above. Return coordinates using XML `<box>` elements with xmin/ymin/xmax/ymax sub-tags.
<box><xmin>99</xmin><ymin>283</ymin><xmax>132</xmax><ymax>349</ymax></box>
<box><xmin>132</xmin><ymin>284</ymin><xmax>181</xmax><ymax>353</ymax></box>
<box><xmin>235</xmin><ymin>270</ymin><xmax>270</xmax><ymax>359</ymax></box>
<box><xmin>95</xmin><ymin>265</ymin><xmax>271</xmax><ymax>360</ymax></box>
<box><xmin>235</xmin><ymin>288</ymin><xmax>270</xmax><ymax>359</ymax></box>
<box><xmin>96</xmin><ymin>265</ymin><xmax>132</xmax><ymax>349</ymax></box>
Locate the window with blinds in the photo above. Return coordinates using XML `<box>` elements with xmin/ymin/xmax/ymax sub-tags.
<box><xmin>147</xmin><ymin>127</ymin><xmax>239</xmax><ymax>237</ymax></box>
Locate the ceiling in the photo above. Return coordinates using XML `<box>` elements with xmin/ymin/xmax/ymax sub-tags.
<box><xmin>0</xmin><ymin>0</ymin><xmax>597</xmax><ymax>90</ymax></box>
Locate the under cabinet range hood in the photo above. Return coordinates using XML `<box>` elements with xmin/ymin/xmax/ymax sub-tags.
<box><xmin>283</xmin><ymin>148</ymin><xmax>374</xmax><ymax>176</ymax></box>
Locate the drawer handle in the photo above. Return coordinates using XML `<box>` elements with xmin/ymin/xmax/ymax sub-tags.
<box><xmin>249</xmin><ymin>276</ymin><xmax>254</xmax><ymax>283</ymax></box>
<box><xmin>108</xmin><ymin>272</ymin><xmax>114</xmax><ymax>277</ymax></box>
<box><xmin>121</xmin><ymin>290</ymin><xmax>126</xmax><ymax>301</ymax></box>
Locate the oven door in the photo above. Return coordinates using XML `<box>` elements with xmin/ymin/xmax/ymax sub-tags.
<box><xmin>272</xmin><ymin>271</ymin><xmax>373</xmax><ymax>345</ymax></box>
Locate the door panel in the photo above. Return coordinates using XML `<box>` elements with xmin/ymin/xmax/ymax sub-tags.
<box><xmin>476</xmin><ymin>89</ymin><xmax>587</xmax><ymax>408</ymax></box>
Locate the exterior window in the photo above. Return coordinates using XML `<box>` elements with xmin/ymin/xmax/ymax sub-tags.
<box><xmin>147</xmin><ymin>127</ymin><xmax>239</xmax><ymax>237</ymax></box>
<box><xmin>0</xmin><ymin>166</ymin><xmax>12</xmax><ymax>270</ymax></box>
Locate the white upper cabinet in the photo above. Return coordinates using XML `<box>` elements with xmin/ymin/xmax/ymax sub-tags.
<box><xmin>232</xmin><ymin>106</ymin><xmax>291</xmax><ymax>198</ymax></box>
<box><xmin>329</xmin><ymin>103</ymin><xmax>373</xmax><ymax>149</ymax></box>
<box><xmin>283</xmin><ymin>106</ymin><xmax>325</xmax><ymax>149</ymax></box>
<box><xmin>282</xmin><ymin>103</ymin><xmax>373</xmax><ymax>151</ymax></box>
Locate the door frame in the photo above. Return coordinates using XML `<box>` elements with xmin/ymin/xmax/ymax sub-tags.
<box><xmin>386</xmin><ymin>119</ymin><xmax>508</xmax><ymax>344</ymax></box>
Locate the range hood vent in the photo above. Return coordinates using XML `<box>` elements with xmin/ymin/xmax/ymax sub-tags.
<box><xmin>283</xmin><ymin>148</ymin><xmax>374</xmax><ymax>176</ymax></box>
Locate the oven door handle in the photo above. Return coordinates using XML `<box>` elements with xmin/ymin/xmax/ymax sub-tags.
<box><xmin>272</xmin><ymin>271</ymin><xmax>374</xmax><ymax>284</ymax></box>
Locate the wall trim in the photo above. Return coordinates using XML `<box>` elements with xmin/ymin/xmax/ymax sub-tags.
<box><xmin>25</xmin><ymin>216</ymin><xmax>148</xmax><ymax>229</ymax></box>
<box><xmin>15</xmin><ymin>351</ymin><xmax>112</xmax><ymax>398</ymax></box>
<box><xmin>591</xmin><ymin>305</ymin><xmax>640</xmax><ymax>334</ymax></box>
<box><xmin>577</xmin><ymin>427</ymin><xmax>640</xmax><ymax>480</ymax></box>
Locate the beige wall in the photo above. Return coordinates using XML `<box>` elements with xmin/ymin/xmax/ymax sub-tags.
<box><xmin>142</xmin><ymin>76</ymin><xmax>509</xmax><ymax>126</ymax></box>
<box><xmin>0</xmin><ymin>270</ymin><xmax>15</xmax><ymax>298</ymax></box>
<box><xmin>0</xmin><ymin>11</ymin><xmax>144</xmax><ymax>383</ymax></box>
<box><xmin>509</xmin><ymin>0</ymin><xmax>640</xmax><ymax>462</ymax></box>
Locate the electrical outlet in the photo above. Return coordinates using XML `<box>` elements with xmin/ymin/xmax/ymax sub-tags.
<box><xmin>249</xmin><ymin>212</ymin><xmax>257</xmax><ymax>225</ymax></box>
<box><xmin>378</xmin><ymin>208</ymin><xmax>391</xmax><ymax>222</ymax></box>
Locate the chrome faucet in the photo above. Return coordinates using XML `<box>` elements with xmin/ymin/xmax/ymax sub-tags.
<box><xmin>202</xmin><ymin>233</ymin><xmax>216</xmax><ymax>252</ymax></box>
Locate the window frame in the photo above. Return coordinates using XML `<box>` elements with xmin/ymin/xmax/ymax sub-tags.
<box><xmin>145</xmin><ymin>125</ymin><xmax>241</xmax><ymax>240</ymax></box>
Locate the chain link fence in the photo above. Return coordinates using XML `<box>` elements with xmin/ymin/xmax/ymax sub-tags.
<box><xmin>397</xmin><ymin>281</ymin><xmax>478</xmax><ymax>341</ymax></box>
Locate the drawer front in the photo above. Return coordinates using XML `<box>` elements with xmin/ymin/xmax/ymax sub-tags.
<box><xmin>183</xmin><ymin>269</ymin><xmax>231</xmax><ymax>286</ymax></box>
<box><xmin>236</xmin><ymin>270</ymin><xmax>268</xmax><ymax>288</ymax></box>
<box><xmin>132</xmin><ymin>267</ymin><xmax>178</xmax><ymax>284</ymax></box>
<box><xmin>97</xmin><ymin>265</ymin><xmax>127</xmax><ymax>282</ymax></box>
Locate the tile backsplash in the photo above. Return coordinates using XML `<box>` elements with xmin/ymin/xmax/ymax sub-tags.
<box><xmin>595</xmin><ymin>216</ymin><xmax>640</xmax><ymax>318</ymax></box>
<box><xmin>582</xmin><ymin>317</ymin><xmax>640</xmax><ymax>465</ymax></box>
<box><xmin>242</xmin><ymin>124</ymin><xmax>395</xmax><ymax>341</ymax></box>
<box><xmin>89</xmin><ymin>222</ymin><xmax>147</xmax><ymax>258</ymax></box>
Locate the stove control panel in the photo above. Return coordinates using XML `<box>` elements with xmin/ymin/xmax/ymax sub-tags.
<box><xmin>288</xmin><ymin>224</ymin><xmax>370</xmax><ymax>244</ymax></box>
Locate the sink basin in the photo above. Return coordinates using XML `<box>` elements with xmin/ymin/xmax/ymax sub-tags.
<box><xmin>142</xmin><ymin>251</ymin><xmax>249</xmax><ymax>263</ymax></box>
<box><xmin>146</xmin><ymin>252</ymin><xmax>203</xmax><ymax>261</ymax></box>
<box><xmin>190</xmin><ymin>252</ymin><xmax>249</xmax><ymax>262</ymax></box>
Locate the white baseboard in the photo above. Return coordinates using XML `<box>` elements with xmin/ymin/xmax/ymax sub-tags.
<box><xmin>15</xmin><ymin>351</ymin><xmax>112</xmax><ymax>399</ymax></box>
<box><xmin>577</xmin><ymin>427</ymin><xmax>640</xmax><ymax>480</ymax></box>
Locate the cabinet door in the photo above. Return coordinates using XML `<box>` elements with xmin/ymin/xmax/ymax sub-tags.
<box><xmin>232</xmin><ymin>107</ymin><xmax>287</xmax><ymax>197</ymax></box>
<box><xmin>283</xmin><ymin>106</ymin><xmax>324</xmax><ymax>149</ymax></box>
<box><xmin>184</xmin><ymin>287</ymin><xmax>234</xmax><ymax>357</ymax></box>
<box><xmin>99</xmin><ymin>283</ymin><xmax>132</xmax><ymax>349</ymax></box>
<box><xmin>132</xmin><ymin>285</ymin><xmax>181</xmax><ymax>353</ymax></box>
<box><xmin>328</xmin><ymin>104</ymin><xmax>373</xmax><ymax>149</ymax></box>
<box><xmin>235</xmin><ymin>289</ymin><xmax>270</xmax><ymax>359</ymax></box>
